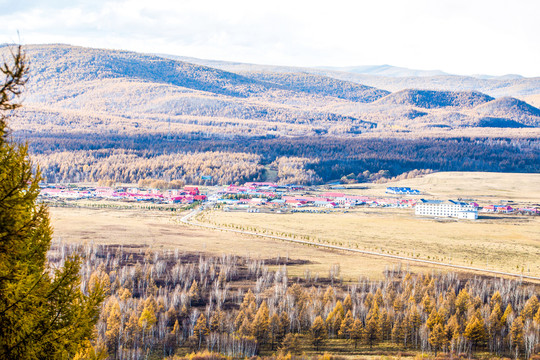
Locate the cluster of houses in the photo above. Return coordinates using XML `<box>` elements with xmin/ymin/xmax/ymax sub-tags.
<box><xmin>215</xmin><ymin>183</ymin><xmax>417</xmax><ymax>209</ymax></box>
<box><xmin>40</xmin><ymin>182</ymin><xmax>538</xmax><ymax>219</ymax></box>
<box><xmin>214</xmin><ymin>183</ymin><xmax>538</xmax><ymax>219</ymax></box>
<box><xmin>39</xmin><ymin>185</ymin><xmax>206</xmax><ymax>204</ymax></box>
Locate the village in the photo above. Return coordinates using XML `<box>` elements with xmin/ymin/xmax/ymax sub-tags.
<box><xmin>39</xmin><ymin>181</ymin><xmax>539</xmax><ymax>219</ymax></box>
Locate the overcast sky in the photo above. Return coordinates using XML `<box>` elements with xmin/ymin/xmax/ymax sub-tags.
<box><xmin>1</xmin><ymin>0</ymin><xmax>539</xmax><ymax>77</ymax></box>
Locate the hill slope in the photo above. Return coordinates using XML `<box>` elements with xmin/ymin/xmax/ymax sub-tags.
<box><xmin>375</xmin><ymin>89</ymin><xmax>494</xmax><ymax>109</ymax></box>
<box><xmin>4</xmin><ymin>43</ymin><xmax>540</xmax><ymax>136</ymax></box>
<box><xmin>156</xmin><ymin>53</ymin><xmax>540</xmax><ymax>98</ymax></box>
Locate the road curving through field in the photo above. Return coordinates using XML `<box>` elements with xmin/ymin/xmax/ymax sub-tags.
<box><xmin>180</xmin><ymin>208</ymin><xmax>540</xmax><ymax>282</ymax></box>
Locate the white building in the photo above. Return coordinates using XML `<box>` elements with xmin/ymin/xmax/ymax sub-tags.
<box><xmin>415</xmin><ymin>199</ymin><xmax>478</xmax><ymax>219</ymax></box>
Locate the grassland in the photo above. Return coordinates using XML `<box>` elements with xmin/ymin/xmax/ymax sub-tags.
<box><xmin>49</xmin><ymin>172</ymin><xmax>540</xmax><ymax>281</ymax></box>
<box><xmin>197</xmin><ymin>172</ymin><xmax>540</xmax><ymax>279</ymax></box>
<box><xmin>345</xmin><ymin>171</ymin><xmax>540</xmax><ymax>204</ymax></box>
<box><xmin>50</xmin><ymin>207</ymin><xmax>453</xmax><ymax>281</ymax></box>
<box><xmin>199</xmin><ymin>207</ymin><xmax>540</xmax><ymax>278</ymax></box>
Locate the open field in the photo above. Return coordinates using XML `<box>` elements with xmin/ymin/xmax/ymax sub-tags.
<box><xmin>50</xmin><ymin>206</ymin><xmax>485</xmax><ymax>281</ymax></box>
<box><xmin>49</xmin><ymin>172</ymin><xmax>540</xmax><ymax>282</ymax></box>
<box><xmin>340</xmin><ymin>171</ymin><xmax>540</xmax><ymax>204</ymax></box>
<box><xmin>200</xmin><ymin>207</ymin><xmax>540</xmax><ymax>278</ymax></box>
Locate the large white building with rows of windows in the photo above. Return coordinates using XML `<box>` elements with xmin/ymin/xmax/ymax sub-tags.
<box><xmin>415</xmin><ymin>199</ymin><xmax>478</xmax><ymax>219</ymax></box>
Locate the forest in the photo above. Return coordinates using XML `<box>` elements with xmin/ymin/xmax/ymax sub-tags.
<box><xmin>23</xmin><ymin>132</ymin><xmax>540</xmax><ymax>185</ymax></box>
<box><xmin>50</xmin><ymin>242</ymin><xmax>540</xmax><ymax>359</ymax></box>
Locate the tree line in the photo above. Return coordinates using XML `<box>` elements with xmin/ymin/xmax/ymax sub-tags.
<box><xmin>22</xmin><ymin>132</ymin><xmax>540</xmax><ymax>185</ymax></box>
<box><xmin>49</xmin><ymin>243</ymin><xmax>540</xmax><ymax>359</ymax></box>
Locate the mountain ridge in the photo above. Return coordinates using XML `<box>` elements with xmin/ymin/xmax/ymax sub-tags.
<box><xmin>3</xmin><ymin>43</ymin><xmax>540</xmax><ymax>138</ymax></box>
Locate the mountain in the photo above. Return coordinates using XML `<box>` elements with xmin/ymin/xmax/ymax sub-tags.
<box><xmin>17</xmin><ymin>44</ymin><xmax>382</xmax><ymax>137</ymax></box>
<box><xmin>473</xmin><ymin>97</ymin><xmax>540</xmax><ymax>127</ymax></box>
<box><xmin>3</xmin><ymin>43</ymin><xmax>539</xmax><ymax>185</ymax></box>
<box><xmin>238</xmin><ymin>71</ymin><xmax>389</xmax><ymax>103</ymax></box>
<box><xmin>375</xmin><ymin>89</ymin><xmax>493</xmax><ymax>109</ymax></box>
<box><xmin>4</xmin><ymin>43</ymin><xmax>538</xmax><ymax>140</ymax></box>
<box><xmin>156</xmin><ymin>53</ymin><xmax>540</xmax><ymax>99</ymax></box>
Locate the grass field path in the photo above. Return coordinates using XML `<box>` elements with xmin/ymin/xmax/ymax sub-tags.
<box><xmin>181</xmin><ymin>207</ymin><xmax>540</xmax><ymax>282</ymax></box>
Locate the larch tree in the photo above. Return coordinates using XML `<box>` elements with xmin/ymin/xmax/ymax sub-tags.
<box><xmin>429</xmin><ymin>323</ymin><xmax>447</xmax><ymax>354</ymax></box>
<box><xmin>463</xmin><ymin>315</ymin><xmax>486</xmax><ymax>352</ymax></box>
<box><xmin>280</xmin><ymin>333</ymin><xmax>301</xmax><ymax>355</ymax></box>
<box><xmin>338</xmin><ymin>310</ymin><xmax>354</xmax><ymax>339</ymax></box>
<box><xmin>252</xmin><ymin>301</ymin><xmax>270</xmax><ymax>346</ymax></box>
<box><xmin>269</xmin><ymin>313</ymin><xmax>280</xmax><ymax>350</ymax></box>
<box><xmin>278</xmin><ymin>311</ymin><xmax>290</xmax><ymax>343</ymax></box>
<box><xmin>188</xmin><ymin>280</ymin><xmax>201</xmax><ymax>306</ymax></box>
<box><xmin>105</xmin><ymin>300</ymin><xmax>122</xmax><ymax>356</ymax></box>
<box><xmin>192</xmin><ymin>313</ymin><xmax>209</xmax><ymax>350</ymax></box>
<box><xmin>522</xmin><ymin>295</ymin><xmax>539</xmax><ymax>320</ymax></box>
<box><xmin>351</xmin><ymin>318</ymin><xmax>363</xmax><ymax>349</ymax></box>
<box><xmin>310</xmin><ymin>315</ymin><xmax>327</xmax><ymax>351</ymax></box>
<box><xmin>0</xmin><ymin>45</ymin><xmax>104</xmax><ymax>359</ymax></box>
<box><xmin>364</xmin><ymin>301</ymin><xmax>381</xmax><ymax>348</ymax></box>
<box><xmin>509</xmin><ymin>316</ymin><xmax>524</xmax><ymax>355</ymax></box>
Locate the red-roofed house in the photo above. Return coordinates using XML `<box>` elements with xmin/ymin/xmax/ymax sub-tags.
<box><xmin>184</xmin><ymin>186</ymin><xmax>199</xmax><ymax>195</ymax></box>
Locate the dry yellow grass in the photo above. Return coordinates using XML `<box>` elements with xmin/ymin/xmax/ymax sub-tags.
<box><xmin>50</xmin><ymin>207</ymin><xmax>457</xmax><ymax>281</ymax></box>
<box><xmin>49</xmin><ymin>172</ymin><xmax>540</xmax><ymax>282</ymax></box>
<box><xmin>344</xmin><ymin>171</ymin><xmax>540</xmax><ymax>204</ymax></box>
<box><xmin>202</xmin><ymin>207</ymin><xmax>540</xmax><ymax>278</ymax></box>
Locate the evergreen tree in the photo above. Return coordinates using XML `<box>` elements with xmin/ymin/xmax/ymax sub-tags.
<box><xmin>310</xmin><ymin>316</ymin><xmax>327</xmax><ymax>351</ymax></box>
<box><xmin>0</xmin><ymin>45</ymin><xmax>104</xmax><ymax>359</ymax></box>
<box><xmin>193</xmin><ymin>313</ymin><xmax>209</xmax><ymax>349</ymax></box>
<box><xmin>351</xmin><ymin>319</ymin><xmax>363</xmax><ymax>349</ymax></box>
<box><xmin>429</xmin><ymin>323</ymin><xmax>447</xmax><ymax>354</ymax></box>
<box><xmin>252</xmin><ymin>301</ymin><xmax>270</xmax><ymax>345</ymax></box>
<box><xmin>269</xmin><ymin>313</ymin><xmax>280</xmax><ymax>350</ymax></box>
<box><xmin>463</xmin><ymin>315</ymin><xmax>486</xmax><ymax>352</ymax></box>
<box><xmin>509</xmin><ymin>316</ymin><xmax>524</xmax><ymax>354</ymax></box>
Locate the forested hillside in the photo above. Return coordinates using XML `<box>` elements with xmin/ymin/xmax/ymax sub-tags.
<box><xmin>4</xmin><ymin>44</ymin><xmax>540</xmax><ymax>184</ymax></box>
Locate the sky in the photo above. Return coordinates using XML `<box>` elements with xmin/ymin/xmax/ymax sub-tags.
<box><xmin>0</xmin><ymin>0</ymin><xmax>539</xmax><ymax>77</ymax></box>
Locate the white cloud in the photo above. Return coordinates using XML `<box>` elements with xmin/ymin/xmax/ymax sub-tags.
<box><xmin>0</xmin><ymin>0</ymin><xmax>539</xmax><ymax>76</ymax></box>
